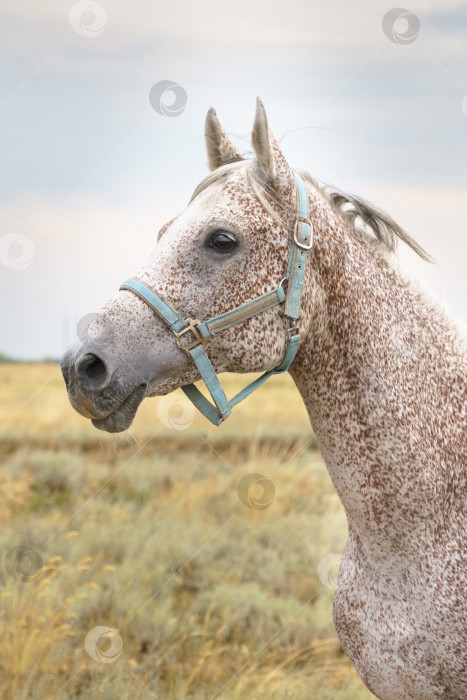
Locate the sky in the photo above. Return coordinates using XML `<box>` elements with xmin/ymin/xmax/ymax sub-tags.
<box><xmin>0</xmin><ymin>0</ymin><xmax>466</xmax><ymax>359</ymax></box>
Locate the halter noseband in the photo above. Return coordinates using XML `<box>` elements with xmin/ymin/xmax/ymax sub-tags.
<box><xmin>120</xmin><ymin>172</ymin><xmax>312</xmax><ymax>426</ymax></box>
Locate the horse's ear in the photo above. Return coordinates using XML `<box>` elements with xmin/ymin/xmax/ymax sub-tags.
<box><xmin>205</xmin><ymin>108</ymin><xmax>243</xmax><ymax>171</ymax></box>
<box><xmin>251</xmin><ymin>97</ymin><xmax>294</xmax><ymax>193</ymax></box>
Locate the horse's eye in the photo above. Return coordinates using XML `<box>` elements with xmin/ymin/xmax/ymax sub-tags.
<box><xmin>209</xmin><ymin>232</ymin><xmax>237</xmax><ymax>252</ymax></box>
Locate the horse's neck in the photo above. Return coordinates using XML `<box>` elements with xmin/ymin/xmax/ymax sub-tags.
<box><xmin>290</xmin><ymin>234</ymin><xmax>467</xmax><ymax>556</ymax></box>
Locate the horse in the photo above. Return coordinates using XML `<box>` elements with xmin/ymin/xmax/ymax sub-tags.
<box><xmin>60</xmin><ymin>99</ymin><xmax>467</xmax><ymax>699</ymax></box>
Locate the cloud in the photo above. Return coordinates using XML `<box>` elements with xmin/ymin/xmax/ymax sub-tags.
<box><xmin>1</xmin><ymin>0</ymin><xmax>466</xmax><ymax>61</ymax></box>
<box><xmin>0</xmin><ymin>0</ymin><xmax>465</xmax><ymax>357</ymax></box>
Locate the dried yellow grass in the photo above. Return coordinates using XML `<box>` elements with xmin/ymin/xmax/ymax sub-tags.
<box><xmin>0</xmin><ymin>365</ymin><xmax>374</xmax><ymax>699</ymax></box>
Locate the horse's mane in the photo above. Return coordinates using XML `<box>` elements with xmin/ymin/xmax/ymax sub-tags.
<box><xmin>190</xmin><ymin>160</ymin><xmax>433</xmax><ymax>262</ymax></box>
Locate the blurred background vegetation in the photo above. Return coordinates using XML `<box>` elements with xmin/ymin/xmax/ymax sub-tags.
<box><xmin>0</xmin><ymin>364</ymin><xmax>375</xmax><ymax>699</ymax></box>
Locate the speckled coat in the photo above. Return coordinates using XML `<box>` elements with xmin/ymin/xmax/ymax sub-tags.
<box><xmin>61</xmin><ymin>100</ymin><xmax>467</xmax><ymax>699</ymax></box>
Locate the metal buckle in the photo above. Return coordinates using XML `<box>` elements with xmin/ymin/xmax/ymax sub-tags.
<box><xmin>293</xmin><ymin>217</ymin><xmax>313</xmax><ymax>250</ymax></box>
<box><xmin>288</xmin><ymin>325</ymin><xmax>299</xmax><ymax>337</ymax></box>
<box><xmin>174</xmin><ymin>319</ymin><xmax>206</xmax><ymax>352</ymax></box>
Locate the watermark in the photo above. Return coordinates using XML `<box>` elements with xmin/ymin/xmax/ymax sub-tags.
<box><xmin>76</xmin><ymin>312</ymin><xmax>115</xmax><ymax>352</ymax></box>
<box><xmin>237</xmin><ymin>473</ymin><xmax>275</xmax><ymax>510</ymax></box>
<box><xmin>84</xmin><ymin>626</ymin><xmax>123</xmax><ymax>663</ymax></box>
<box><xmin>317</xmin><ymin>553</ymin><xmax>342</xmax><ymax>590</ymax></box>
<box><xmin>149</xmin><ymin>81</ymin><xmax>187</xmax><ymax>117</ymax></box>
<box><xmin>4</xmin><ymin>546</ymin><xmax>43</xmax><ymax>583</ymax></box>
<box><xmin>397</xmin><ymin>632</ymin><xmax>437</xmax><ymax>669</ymax></box>
<box><xmin>157</xmin><ymin>393</ymin><xmax>196</xmax><ymax>430</ymax></box>
<box><xmin>387</xmin><ymin>318</ymin><xmax>427</xmax><ymax>359</ymax></box>
<box><xmin>0</xmin><ymin>233</ymin><xmax>35</xmax><ymax>270</ymax></box>
<box><xmin>462</xmin><ymin>94</ymin><xmax>467</xmax><ymax>117</ymax></box>
<box><xmin>77</xmin><ymin>313</ymin><xmax>99</xmax><ymax>342</ymax></box>
<box><xmin>382</xmin><ymin>8</ymin><xmax>420</xmax><ymax>45</ymax></box>
<box><xmin>69</xmin><ymin>1</ymin><xmax>108</xmax><ymax>38</ymax></box>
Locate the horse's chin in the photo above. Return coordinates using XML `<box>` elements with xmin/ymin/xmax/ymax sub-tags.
<box><xmin>91</xmin><ymin>384</ymin><xmax>147</xmax><ymax>433</ymax></box>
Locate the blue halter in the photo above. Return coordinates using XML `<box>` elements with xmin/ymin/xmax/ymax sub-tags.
<box><xmin>120</xmin><ymin>172</ymin><xmax>312</xmax><ymax>426</ymax></box>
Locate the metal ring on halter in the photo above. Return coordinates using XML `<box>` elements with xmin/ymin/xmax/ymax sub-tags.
<box><xmin>288</xmin><ymin>324</ymin><xmax>299</xmax><ymax>337</ymax></box>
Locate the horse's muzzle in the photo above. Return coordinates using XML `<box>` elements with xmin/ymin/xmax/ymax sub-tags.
<box><xmin>60</xmin><ymin>344</ymin><xmax>147</xmax><ymax>432</ymax></box>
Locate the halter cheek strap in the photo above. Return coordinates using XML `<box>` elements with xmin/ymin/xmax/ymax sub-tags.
<box><xmin>120</xmin><ymin>172</ymin><xmax>312</xmax><ymax>426</ymax></box>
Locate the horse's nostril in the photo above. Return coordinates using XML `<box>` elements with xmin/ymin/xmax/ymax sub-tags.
<box><xmin>84</xmin><ymin>356</ymin><xmax>106</xmax><ymax>380</ymax></box>
<box><xmin>76</xmin><ymin>353</ymin><xmax>108</xmax><ymax>386</ymax></box>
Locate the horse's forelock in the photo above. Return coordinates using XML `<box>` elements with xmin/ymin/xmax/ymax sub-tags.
<box><xmin>189</xmin><ymin>160</ymin><xmax>288</xmax><ymax>228</ymax></box>
<box><xmin>188</xmin><ymin>160</ymin><xmax>248</xmax><ymax>203</ymax></box>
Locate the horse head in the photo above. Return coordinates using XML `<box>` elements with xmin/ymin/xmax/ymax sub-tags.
<box><xmin>60</xmin><ymin>99</ymin><xmax>317</xmax><ymax>432</ymax></box>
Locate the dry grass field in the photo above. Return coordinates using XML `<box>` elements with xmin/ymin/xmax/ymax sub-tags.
<box><xmin>0</xmin><ymin>364</ymin><xmax>375</xmax><ymax>699</ymax></box>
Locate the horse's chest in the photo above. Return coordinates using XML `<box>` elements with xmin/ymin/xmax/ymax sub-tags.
<box><xmin>333</xmin><ymin>537</ymin><xmax>467</xmax><ymax>699</ymax></box>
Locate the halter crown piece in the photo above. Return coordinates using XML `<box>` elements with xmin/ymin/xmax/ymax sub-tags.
<box><xmin>120</xmin><ymin>172</ymin><xmax>312</xmax><ymax>426</ymax></box>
